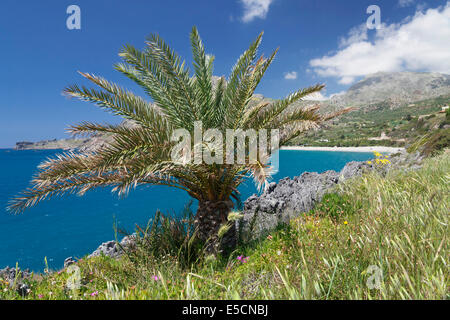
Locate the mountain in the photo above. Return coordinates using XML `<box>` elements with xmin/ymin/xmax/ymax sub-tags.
<box><xmin>328</xmin><ymin>72</ymin><xmax>450</xmax><ymax>108</ymax></box>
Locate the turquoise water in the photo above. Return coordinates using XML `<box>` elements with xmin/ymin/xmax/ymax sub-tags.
<box><xmin>0</xmin><ymin>149</ymin><xmax>372</xmax><ymax>271</ymax></box>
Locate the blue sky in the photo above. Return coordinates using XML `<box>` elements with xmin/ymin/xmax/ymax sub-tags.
<box><xmin>0</xmin><ymin>0</ymin><xmax>449</xmax><ymax>147</ymax></box>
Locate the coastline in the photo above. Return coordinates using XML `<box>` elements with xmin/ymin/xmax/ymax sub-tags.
<box><xmin>7</xmin><ymin>145</ymin><xmax>406</xmax><ymax>154</ymax></box>
<box><xmin>280</xmin><ymin>146</ymin><xmax>405</xmax><ymax>154</ymax></box>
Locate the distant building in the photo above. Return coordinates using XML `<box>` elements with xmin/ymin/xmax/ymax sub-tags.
<box><xmin>440</xmin><ymin>105</ymin><xmax>449</xmax><ymax>113</ymax></box>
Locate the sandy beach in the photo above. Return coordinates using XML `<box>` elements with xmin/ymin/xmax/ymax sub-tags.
<box><xmin>281</xmin><ymin>146</ymin><xmax>405</xmax><ymax>153</ymax></box>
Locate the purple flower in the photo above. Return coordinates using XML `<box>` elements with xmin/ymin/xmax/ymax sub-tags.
<box><xmin>152</xmin><ymin>275</ymin><xmax>159</xmax><ymax>281</ymax></box>
<box><xmin>237</xmin><ymin>255</ymin><xmax>249</xmax><ymax>263</ymax></box>
<box><xmin>90</xmin><ymin>291</ymin><xmax>98</xmax><ymax>297</ymax></box>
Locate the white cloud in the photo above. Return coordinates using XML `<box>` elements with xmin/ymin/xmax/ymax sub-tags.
<box><xmin>309</xmin><ymin>4</ymin><xmax>450</xmax><ymax>85</ymax></box>
<box><xmin>284</xmin><ymin>71</ymin><xmax>298</xmax><ymax>80</ymax></box>
<box><xmin>338</xmin><ymin>24</ymin><xmax>368</xmax><ymax>48</ymax></box>
<box><xmin>304</xmin><ymin>92</ymin><xmax>328</xmax><ymax>101</ymax></box>
<box><xmin>305</xmin><ymin>91</ymin><xmax>346</xmax><ymax>101</ymax></box>
<box><xmin>240</xmin><ymin>0</ymin><xmax>274</xmax><ymax>23</ymax></box>
<box><xmin>399</xmin><ymin>0</ymin><xmax>415</xmax><ymax>7</ymax></box>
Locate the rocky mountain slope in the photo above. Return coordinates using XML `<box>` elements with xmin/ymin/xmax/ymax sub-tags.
<box><xmin>328</xmin><ymin>72</ymin><xmax>450</xmax><ymax>108</ymax></box>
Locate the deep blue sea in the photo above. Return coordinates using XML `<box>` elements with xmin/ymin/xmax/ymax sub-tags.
<box><xmin>0</xmin><ymin>149</ymin><xmax>372</xmax><ymax>271</ymax></box>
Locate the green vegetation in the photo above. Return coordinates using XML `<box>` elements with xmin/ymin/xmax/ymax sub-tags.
<box><xmin>295</xmin><ymin>95</ymin><xmax>450</xmax><ymax>148</ymax></box>
<box><xmin>2</xmin><ymin>152</ymin><xmax>448</xmax><ymax>300</ymax></box>
<box><xmin>408</xmin><ymin>128</ymin><xmax>450</xmax><ymax>157</ymax></box>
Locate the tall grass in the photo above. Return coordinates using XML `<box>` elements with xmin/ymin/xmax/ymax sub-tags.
<box><xmin>119</xmin><ymin>201</ymin><xmax>206</xmax><ymax>270</ymax></box>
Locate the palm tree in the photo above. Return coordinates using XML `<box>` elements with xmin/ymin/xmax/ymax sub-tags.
<box><xmin>9</xmin><ymin>27</ymin><xmax>349</xmax><ymax>252</ymax></box>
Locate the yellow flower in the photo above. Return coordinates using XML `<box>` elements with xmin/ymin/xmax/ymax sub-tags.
<box><xmin>373</xmin><ymin>151</ymin><xmax>382</xmax><ymax>157</ymax></box>
<box><xmin>367</xmin><ymin>161</ymin><xmax>372</xmax><ymax>165</ymax></box>
<box><xmin>344</xmin><ymin>221</ymin><xmax>348</xmax><ymax>225</ymax></box>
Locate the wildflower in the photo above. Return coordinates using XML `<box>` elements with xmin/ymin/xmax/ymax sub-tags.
<box><xmin>130</xmin><ymin>286</ymin><xmax>136</xmax><ymax>290</ymax></box>
<box><xmin>277</xmin><ymin>250</ymin><xmax>282</xmax><ymax>256</ymax></box>
<box><xmin>152</xmin><ymin>275</ymin><xmax>159</xmax><ymax>281</ymax></box>
<box><xmin>237</xmin><ymin>255</ymin><xmax>243</xmax><ymax>261</ymax></box>
<box><xmin>267</xmin><ymin>235</ymin><xmax>273</xmax><ymax>240</ymax></box>
<box><xmin>373</xmin><ymin>151</ymin><xmax>382</xmax><ymax>157</ymax></box>
<box><xmin>90</xmin><ymin>291</ymin><xmax>98</xmax><ymax>297</ymax></box>
<box><xmin>367</xmin><ymin>161</ymin><xmax>372</xmax><ymax>165</ymax></box>
<box><xmin>38</xmin><ymin>294</ymin><xmax>44</xmax><ymax>299</ymax></box>
<box><xmin>344</xmin><ymin>221</ymin><xmax>348</xmax><ymax>225</ymax></box>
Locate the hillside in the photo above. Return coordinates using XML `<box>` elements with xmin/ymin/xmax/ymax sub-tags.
<box><xmin>297</xmin><ymin>94</ymin><xmax>450</xmax><ymax>150</ymax></box>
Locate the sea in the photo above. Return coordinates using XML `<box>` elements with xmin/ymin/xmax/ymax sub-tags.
<box><xmin>0</xmin><ymin>149</ymin><xmax>372</xmax><ymax>271</ymax></box>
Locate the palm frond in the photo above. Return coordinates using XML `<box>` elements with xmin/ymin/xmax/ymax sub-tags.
<box><xmin>190</xmin><ymin>26</ymin><xmax>214</xmax><ymax>123</ymax></box>
<box><xmin>252</xmin><ymin>84</ymin><xmax>325</xmax><ymax>129</ymax></box>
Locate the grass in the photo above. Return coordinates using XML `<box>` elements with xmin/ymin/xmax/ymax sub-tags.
<box><xmin>1</xmin><ymin>152</ymin><xmax>448</xmax><ymax>300</ymax></box>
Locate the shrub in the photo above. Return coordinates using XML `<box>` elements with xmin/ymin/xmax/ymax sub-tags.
<box><xmin>119</xmin><ymin>201</ymin><xmax>206</xmax><ymax>270</ymax></box>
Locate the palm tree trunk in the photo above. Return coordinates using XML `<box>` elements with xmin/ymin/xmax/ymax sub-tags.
<box><xmin>195</xmin><ymin>199</ymin><xmax>236</xmax><ymax>254</ymax></box>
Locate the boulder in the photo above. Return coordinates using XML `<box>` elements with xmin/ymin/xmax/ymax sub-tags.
<box><xmin>63</xmin><ymin>257</ymin><xmax>76</xmax><ymax>268</ymax></box>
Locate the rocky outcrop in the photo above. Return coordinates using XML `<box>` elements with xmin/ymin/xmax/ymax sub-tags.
<box><xmin>237</xmin><ymin>151</ymin><xmax>424</xmax><ymax>240</ymax></box>
<box><xmin>86</xmin><ymin>234</ymin><xmax>136</xmax><ymax>259</ymax></box>
<box><xmin>0</xmin><ymin>267</ymin><xmax>31</xmax><ymax>296</ymax></box>
<box><xmin>237</xmin><ymin>163</ymin><xmax>366</xmax><ymax>240</ymax></box>
<box><xmin>63</xmin><ymin>257</ymin><xmax>76</xmax><ymax>268</ymax></box>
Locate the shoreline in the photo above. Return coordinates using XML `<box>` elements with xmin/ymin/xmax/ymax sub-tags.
<box><xmin>280</xmin><ymin>146</ymin><xmax>405</xmax><ymax>153</ymax></box>
<box><xmin>3</xmin><ymin>146</ymin><xmax>406</xmax><ymax>154</ymax></box>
